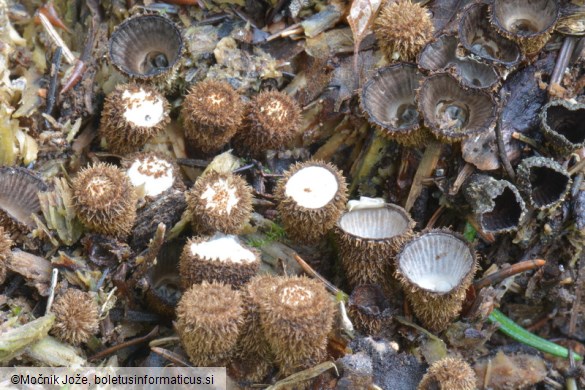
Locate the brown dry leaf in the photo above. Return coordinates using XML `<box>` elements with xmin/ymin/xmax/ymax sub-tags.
<box><xmin>347</xmin><ymin>0</ymin><xmax>383</xmax><ymax>74</ymax></box>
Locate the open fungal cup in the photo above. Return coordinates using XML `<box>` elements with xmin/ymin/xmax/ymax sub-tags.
<box><xmin>179</xmin><ymin>233</ymin><xmax>260</xmax><ymax>289</ymax></box>
<box><xmin>490</xmin><ymin>0</ymin><xmax>559</xmax><ymax>55</ymax></box>
<box><xmin>458</xmin><ymin>3</ymin><xmax>522</xmax><ymax>66</ymax></box>
<box><xmin>109</xmin><ymin>14</ymin><xmax>183</xmax><ymax>82</ymax></box>
<box><xmin>361</xmin><ymin>63</ymin><xmax>427</xmax><ymax>146</ymax></box>
<box><xmin>464</xmin><ymin>174</ymin><xmax>526</xmax><ymax>234</ymax></box>
<box><xmin>336</xmin><ymin>201</ymin><xmax>414</xmax><ymax>287</ymax></box>
<box><xmin>0</xmin><ymin>166</ymin><xmax>47</xmax><ymax>236</ymax></box>
<box><xmin>418</xmin><ymin>35</ymin><xmax>499</xmax><ymax>90</ymax></box>
<box><xmin>540</xmin><ymin>100</ymin><xmax>585</xmax><ymax>154</ymax></box>
<box><xmin>186</xmin><ymin>171</ymin><xmax>253</xmax><ymax>235</ymax></box>
<box><xmin>99</xmin><ymin>84</ymin><xmax>170</xmax><ymax>155</ymax></box>
<box><xmin>417</xmin><ymin>72</ymin><xmax>498</xmax><ymax>143</ymax></box>
<box><xmin>516</xmin><ymin>156</ymin><xmax>571</xmax><ymax>210</ymax></box>
<box><xmin>395</xmin><ymin>230</ymin><xmax>478</xmax><ymax>332</ymax></box>
<box><xmin>276</xmin><ymin>161</ymin><xmax>348</xmax><ymax>244</ymax></box>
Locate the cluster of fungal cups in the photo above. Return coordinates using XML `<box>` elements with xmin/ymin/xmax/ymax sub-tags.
<box><xmin>364</xmin><ymin>0</ymin><xmax>574</xmax><ymax>237</ymax></box>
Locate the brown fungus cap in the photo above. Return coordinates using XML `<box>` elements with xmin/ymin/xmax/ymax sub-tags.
<box><xmin>335</xmin><ymin>201</ymin><xmax>414</xmax><ymax>287</ymax></box>
<box><xmin>275</xmin><ymin>161</ymin><xmax>348</xmax><ymax>244</ymax></box>
<box><xmin>233</xmin><ymin>90</ymin><xmax>301</xmax><ymax>157</ymax></box>
<box><xmin>373</xmin><ymin>0</ymin><xmax>434</xmax><ymax>62</ymax></box>
<box><xmin>395</xmin><ymin>229</ymin><xmax>478</xmax><ymax>332</ymax></box>
<box><xmin>0</xmin><ymin>166</ymin><xmax>48</xmax><ymax>236</ymax></box>
<box><xmin>185</xmin><ymin>171</ymin><xmax>253</xmax><ymax>235</ymax></box>
<box><xmin>258</xmin><ymin>276</ymin><xmax>335</xmax><ymax>376</ymax></box>
<box><xmin>418</xmin><ymin>356</ymin><xmax>477</xmax><ymax>390</ymax></box>
<box><xmin>99</xmin><ymin>83</ymin><xmax>170</xmax><ymax>155</ymax></box>
<box><xmin>360</xmin><ymin>63</ymin><xmax>427</xmax><ymax>146</ymax></box>
<box><xmin>51</xmin><ymin>289</ymin><xmax>99</xmax><ymax>345</ymax></box>
<box><xmin>182</xmin><ymin>79</ymin><xmax>244</xmax><ymax>154</ymax></box>
<box><xmin>179</xmin><ymin>233</ymin><xmax>260</xmax><ymax>289</ymax></box>
<box><xmin>72</xmin><ymin>163</ymin><xmax>137</xmax><ymax>238</ymax></box>
<box><xmin>108</xmin><ymin>13</ymin><xmax>183</xmax><ymax>82</ymax></box>
<box><xmin>490</xmin><ymin>0</ymin><xmax>559</xmax><ymax>55</ymax></box>
<box><xmin>175</xmin><ymin>281</ymin><xmax>244</xmax><ymax>366</ymax></box>
<box><xmin>0</xmin><ymin>227</ymin><xmax>13</xmax><ymax>285</ymax></box>
<box><xmin>417</xmin><ymin>72</ymin><xmax>498</xmax><ymax>143</ymax></box>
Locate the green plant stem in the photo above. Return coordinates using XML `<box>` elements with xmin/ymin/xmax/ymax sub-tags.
<box><xmin>489</xmin><ymin>309</ymin><xmax>582</xmax><ymax>360</ymax></box>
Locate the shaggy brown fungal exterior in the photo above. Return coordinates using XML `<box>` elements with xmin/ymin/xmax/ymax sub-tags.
<box><xmin>374</xmin><ymin>0</ymin><xmax>434</xmax><ymax>62</ymax></box>
<box><xmin>395</xmin><ymin>229</ymin><xmax>478</xmax><ymax>332</ymax></box>
<box><xmin>233</xmin><ymin>90</ymin><xmax>301</xmax><ymax>157</ymax></box>
<box><xmin>258</xmin><ymin>276</ymin><xmax>335</xmax><ymax>377</ymax></box>
<box><xmin>175</xmin><ymin>281</ymin><xmax>244</xmax><ymax>366</ymax></box>
<box><xmin>418</xmin><ymin>356</ymin><xmax>477</xmax><ymax>390</ymax></box>
<box><xmin>181</xmin><ymin>79</ymin><xmax>244</xmax><ymax>154</ymax></box>
<box><xmin>179</xmin><ymin>233</ymin><xmax>260</xmax><ymax>289</ymax></box>
<box><xmin>185</xmin><ymin>171</ymin><xmax>253</xmax><ymax>235</ymax></box>
<box><xmin>335</xmin><ymin>203</ymin><xmax>414</xmax><ymax>287</ymax></box>
<box><xmin>51</xmin><ymin>289</ymin><xmax>99</xmax><ymax>345</ymax></box>
<box><xmin>0</xmin><ymin>227</ymin><xmax>13</xmax><ymax>285</ymax></box>
<box><xmin>99</xmin><ymin>84</ymin><xmax>170</xmax><ymax>154</ymax></box>
<box><xmin>72</xmin><ymin>163</ymin><xmax>137</xmax><ymax>238</ymax></box>
<box><xmin>275</xmin><ymin>161</ymin><xmax>348</xmax><ymax>244</ymax></box>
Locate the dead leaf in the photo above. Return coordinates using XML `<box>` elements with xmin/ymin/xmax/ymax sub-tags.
<box><xmin>347</xmin><ymin>0</ymin><xmax>383</xmax><ymax>74</ymax></box>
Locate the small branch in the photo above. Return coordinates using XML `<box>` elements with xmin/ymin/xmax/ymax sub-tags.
<box><xmin>495</xmin><ymin>118</ymin><xmax>515</xmax><ymax>181</ymax></box>
<box><xmin>38</xmin><ymin>13</ymin><xmax>75</xmax><ymax>64</ymax></box>
<box><xmin>44</xmin><ymin>46</ymin><xmax>62</xmax><ymax>118</ymax></box>
<box><xmin>150</xmin><ymin>347</ymin><xmax>192</xmax><ymax>367</ymax></box>
<box><xmin>549</xmin><ymin>37</ymin><xmax>576</xmax><ymax>95</ymax></box>
<box><xmin>88</xmin><ymin>326</ymin><xmax>159</xmax><ymax>361</ymax></box>
<box><xmin>405</xmin><ymin>139</ymin><xmax>443</xmax><ymax>212</ymax></box>
<box><xmin>293</xmin><ymin>254</ymin><xmax>348</xmax><ymax>300</ymax></box>
<box><xmin>45</xmin><ymin>268</ymin><xmax>59</xmax><ymax>315</ymax></box>
<box><xmin>473</xmin><ymin>259</ymin><xmax>546</xmax><ymax>290</ymax></box>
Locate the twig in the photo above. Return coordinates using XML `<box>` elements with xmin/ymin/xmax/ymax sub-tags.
<box><xmin>569</xmin><ymin>251</ymin><xmax>585</xmax><ymax>337</ymax></box>
<box><xmin>449</xmin><ymin>163</ymin><xmax>475</xmax><ymax>196</ymax></box>
<box><xmin>405</xmin><ymin>139</ymin><xmax>443</xmax><ymax>212</ymax></box>
<box><xmin>45</xmin><ymin>268</ymin><xmax>59</xmax><ymax>315</ymax></box>
<box><xmin>473</xmin><ymin>259</ymin><xmax>546</xmax><ymax>290</ymax></box>
<box><xmin>44</xmin><ymin>46</ymin><xmax>62</xmax><ymax>118</ymax></box>
<box><xmin>425</xmin><ymin>205</ymin><xmax>445</xmax><ymax>229</ymax></box>
<box><xmin>293</xmin><ymin>254</ymin><xmax>348</xmax><ymax>300</ymax></box>
<box><xmin>150</xmin><ymin>347</ymin><xmax>192</xmax><ymax>367</ymax></box>
<box><xmin>495</xmin><ymin>115</ymin><xmax>516</xmax><ymax>181</ymax></box>
<box><xmin>266</xmin><ymin>23</ymin><xmax>302</xmax><ymax>41</ymax></box>
<box><xmin>569</xmin><ymin>157</ymin><xmax>585</xmax><ymax>176</ymax></box>
<box><xmin>38</xmin><ymin>13</ymin><xmax>75</xmax><ymax>64</ymax></box>
<box><xmin>549</xmin><ymin>37</ymin><xmax>576</xmax><ymax>95</ymax></box>
<box><xmin>176</xmin><ymin>158</ymin><xmax>209</xmax><ymax>168</ymax></box>
<box><xmin>88</xmin><ymin>326</ymin><xmax>159</xmax><ymax>361</ymax></box>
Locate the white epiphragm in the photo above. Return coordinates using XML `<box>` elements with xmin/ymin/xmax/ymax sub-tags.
<box><xmin>200</xmin><ymin>179</ymin><xmax>239</xmax><ymax>214</ymax></box>
<box><xmin>347</xmin><ymin>196</ymin><xmax>385</xmax><ymax>211</ymax></box>
<box><xmin>399</xmin><ymin>232</ymin><xmax>474</xmax><ymax>293</ymax></box>
<box><xmin>190</xmin><ymin>234</ymin><xmax>256</xmax><ymax>264</ymax></box>
<box><xmin>285</xmin><ymin>166</ymin><xmax>338</xmax><ymax>209</ymax></box>
<box><xmin>126</xmin><ymin>156</ymin><xmax>174</xmax><ymax>197</ymax></box>
<box><xmin>279</xmin><ymin>285</ymin><xmax>314</xmax><ymax>306</ymax></box>
<box><xmin>339</xmin><ymin>206</ymin><xmax>409</xmax><ymax>239</ymax></box>
<box><xmin>122</xmin><ymin>88</ymin><xmax>165</xmax><ymax>127</ymax></box>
